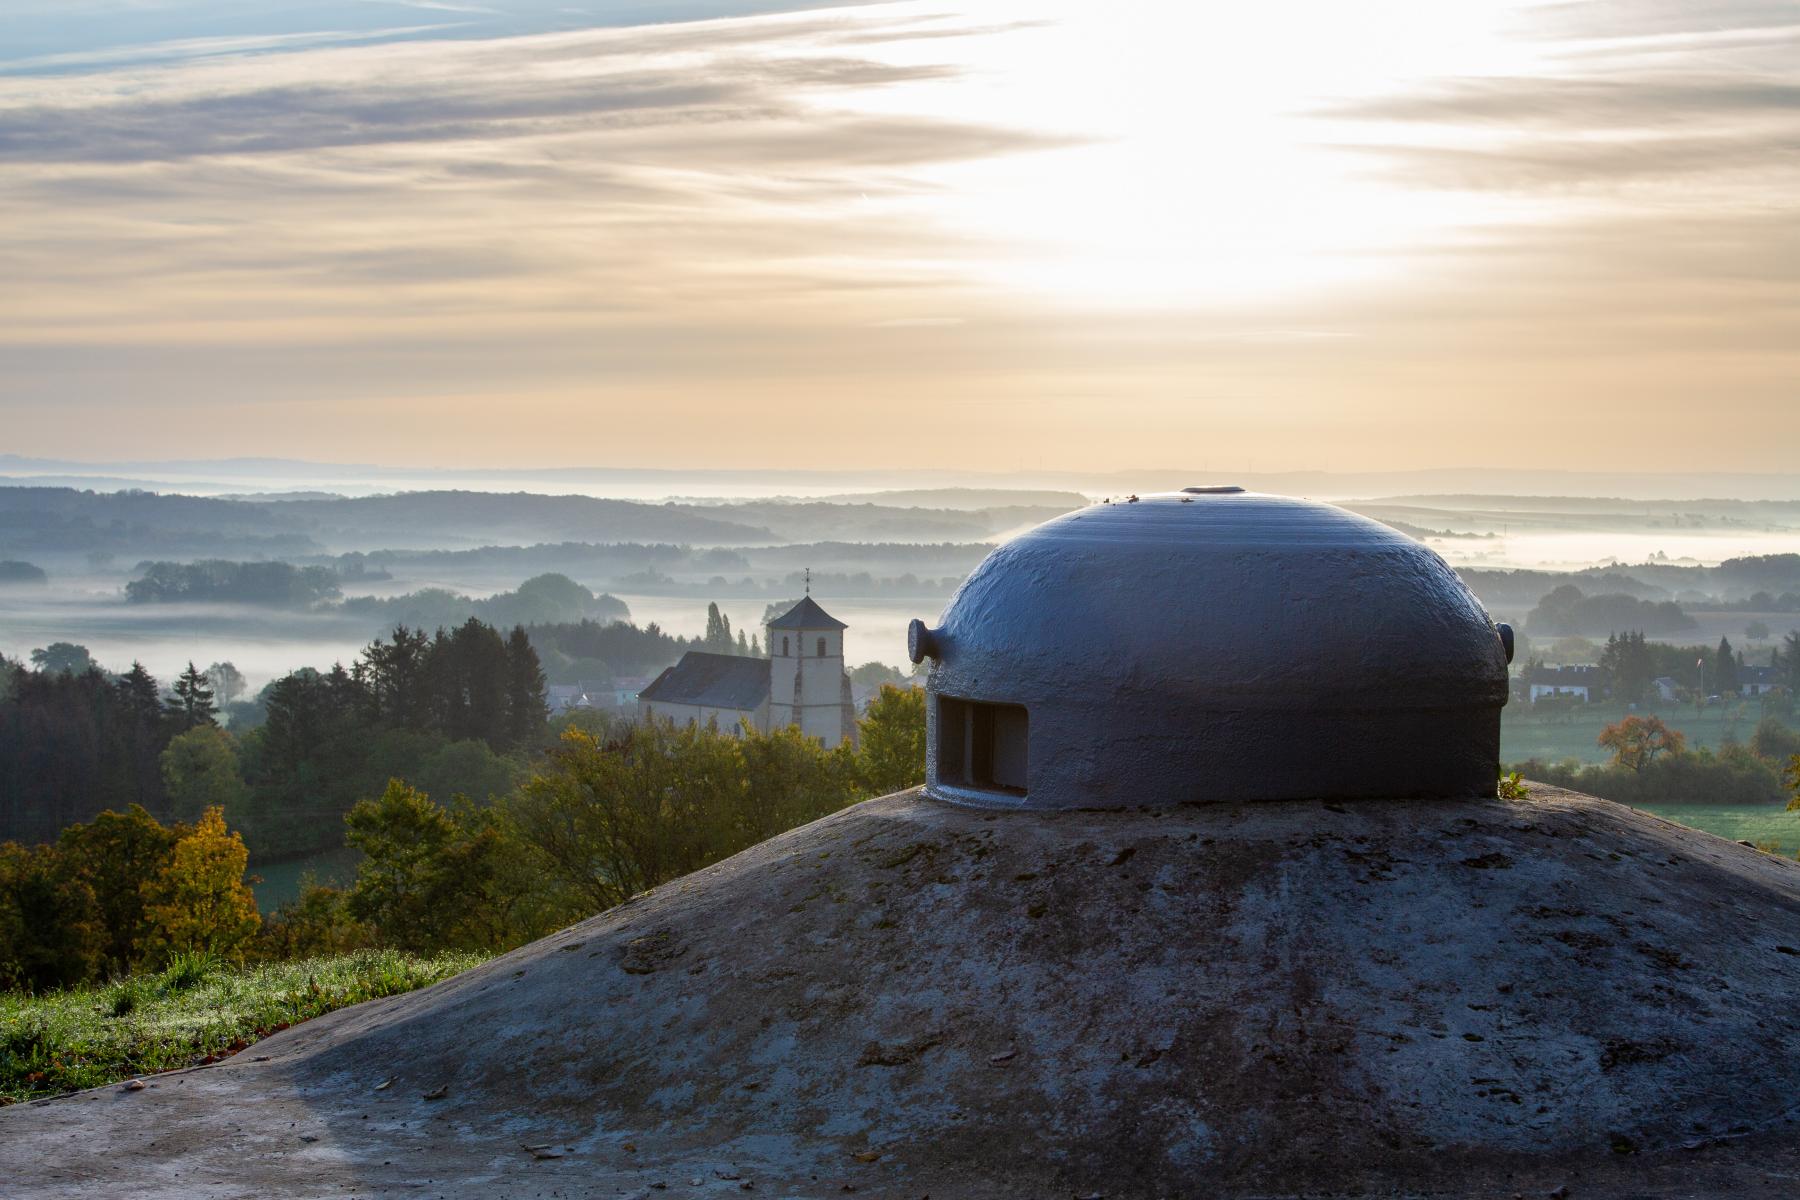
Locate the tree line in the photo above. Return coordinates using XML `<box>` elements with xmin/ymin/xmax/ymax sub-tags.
<box><xmin>126</xmin><ymin>560</ymin><xmax>343</xmax><ymax>606</ymax></box>
<box><xmin>1519</xmin><ymin>630</ymin><xmax>1800</xmax><ymax>707</ymax></box>
<box><xmin>1587</xmin><ymin>630</ymin><xmax>1800</xmax><ymax>704</ymax></box>
<box><xmin>1</xmin><ymin>686</ymin><xmax>927</xmax><ymax>992</ymax></box>
<box><xmin>0</xmin><ymin>619</ymin><xmax>547</xmax><ymax>853</ymax></box>
<box><xmin>1527</xmin><ymin>585</ymin><xmax>1695</xmax><ymax>637</ymax></box>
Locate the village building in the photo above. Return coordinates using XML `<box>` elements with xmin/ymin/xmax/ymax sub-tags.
<box><xmin>637</xmin><ymin>595</ymin><xmax>858</xmax><ymax>747</ymax></box>
<box><xmin>549</xmin><ymin>674</ymin><xmax>656</xmax><ymax>715</ymax></box>
<box><xmin>1740</xmin><ymin>665</ymin><xmax>1780</xmax><ymax>696</ymax></box>
<box><xmin>1525</xmin><ymin>663</ymin><xmax>1600</xmax><ymax>702</ymax></box>
<box><xmin>547</xmin><ymin>682</ymin><xmax>602</xmax><ymax>714</ymax></box>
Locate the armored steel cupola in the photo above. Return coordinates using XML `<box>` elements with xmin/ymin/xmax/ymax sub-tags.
<box><xmin>909</xmin><ymin>488</ymin><xmax>1513</xmax><ymax>808</ymax></box>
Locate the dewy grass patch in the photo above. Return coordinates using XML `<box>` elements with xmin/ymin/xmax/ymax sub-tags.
<box><xmin>0</xmin><ymin>949</ymin><xmax>481</xmax><ymax>1103</ymax></box>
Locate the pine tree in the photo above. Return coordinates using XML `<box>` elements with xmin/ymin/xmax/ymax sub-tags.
<box><xmin>1714</xmin><ymin>637</ymin><xmax>1740</xmax><ymax>695</ymax></box>
<box><xmin>114</xmin><ymin>662</ymin><xmax>164</xmax><ymax>726</ymax></box>
<box><xmin>360</xmin><ymin>625</ymin><xmax>431</xmax><ymax>730</ymax></box>
<box><xmin>1780</xmin><ymin>631</ymin><xmax>1800</xmax><ymax>693</ymax></box>
<box><xmin>166</xmin><ymin>661</ymin><xmax>218</xmax><ymax>730</ymax></box>
<box><xmin>504</xmin><ymin>625</ymin><xmax>548</xmax><ymax>748</ymax></box>
<box><xmin>1599</xmin><ymin>630</ymin><xmax>1652</xmax><ymax>705</ymax></box>
<box><xmin>112</xmin><ymin>661</ymin><xmax>171</xmax><ymax>812</ymax></box>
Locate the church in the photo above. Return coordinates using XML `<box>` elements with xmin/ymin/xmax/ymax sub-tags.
<box><xmin>636</xmin><ymin>595</ymin><xmax>858</xmax><ymax>748</ymax></box>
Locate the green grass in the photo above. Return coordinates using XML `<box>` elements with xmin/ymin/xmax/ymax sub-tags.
<box><xmin>0</xmin><ymin>949</ymin><xmax>483</xmax><ymax>1105</ymax></box>
<box><xmin>1502</xmin><ymin>702</ymin><xmax>1767</xmax><ymax>765</ymax></box>
<box><xmin>1634</xmin><ymin>803</ymin><xmax>1800</xmax><ymax>857</ymax></box>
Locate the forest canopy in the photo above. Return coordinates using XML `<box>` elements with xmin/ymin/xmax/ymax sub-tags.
<box><xmin>127</xmin><ymin>560</ymin><xmax>342</xmax><ymax>606</ymax></box>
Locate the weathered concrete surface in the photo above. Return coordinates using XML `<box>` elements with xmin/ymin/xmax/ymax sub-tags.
<box><xmin>9</xmin><ymin>784</ymin><xmax>1800</xmax><ymax>1198</ymax></box>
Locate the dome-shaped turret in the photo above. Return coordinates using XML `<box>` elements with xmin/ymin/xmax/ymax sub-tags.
<box><xmin>909</xmin><ymin>488</ymin><xmax>1511</xmax><ymax>808</ymax></box>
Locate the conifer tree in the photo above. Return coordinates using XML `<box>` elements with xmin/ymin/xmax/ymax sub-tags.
<box><xmin>1714</xmin><ymin>637</ymin><xmax>1740</xmax><ymax>695</ymax></box>
<box><xmin>113</xmin><ymin>661</ymin><xmax>164</xmax><ymax>723</ymax></box>
<box><xmin>166</xmin><ymin>661</ymin><xmax>218</xmax><ymax>730</ymax></box>
<box><xmin>1779</xmin><ymin>631</ymin><xmax>1800</xmax><ymax>693</ymax></box>
<box><xmin>504</xmin><ymin>625</ymin><xmax>548</xmax><ymax>748</ymax></box>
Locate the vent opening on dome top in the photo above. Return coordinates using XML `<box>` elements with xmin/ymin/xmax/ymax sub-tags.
<box><xmin>937</xmin><ymin>697</ymin><xmax>1028</xmax><ymax>798</ymax></box>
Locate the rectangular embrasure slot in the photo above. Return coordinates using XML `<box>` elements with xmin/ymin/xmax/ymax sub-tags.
<box><xmin>937</xmin><ymin>696</ymin><xmax>1028</xmax><ymax>796</ymax></box>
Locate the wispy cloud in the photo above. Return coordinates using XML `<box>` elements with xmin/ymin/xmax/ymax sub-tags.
<box><xmin>0</xmin><ymin>0</ymin><xmax>1795</xmax><ymax>473</ymax></box>
<box><xmin>0</xmin><ymin>25</ymin><xmax>465</xmax><ymax>76</ymax></box>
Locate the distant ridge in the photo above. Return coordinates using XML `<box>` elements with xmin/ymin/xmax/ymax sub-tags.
<box><xmin>2</xmin><ymin>456</ymin><xmax>1797</xmax><ymax>502</ymax></box>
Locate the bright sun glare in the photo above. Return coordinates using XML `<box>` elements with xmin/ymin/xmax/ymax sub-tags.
<box><xmin>818</xmin><ymin>1</ymin><xmax>1539</xmax><ymax>308</ymax></box>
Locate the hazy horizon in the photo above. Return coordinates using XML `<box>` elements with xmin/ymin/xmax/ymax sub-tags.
<box><xmin>5</xmin><ymin>452</ymin><xmax>1800</xmax><ymax>503</ymax></box>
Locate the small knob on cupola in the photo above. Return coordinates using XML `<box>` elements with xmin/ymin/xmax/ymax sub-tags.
<box><xmin>907</xmin><ymin>618</ymin><xmax>941</xmax><ymax>665</ymax></box>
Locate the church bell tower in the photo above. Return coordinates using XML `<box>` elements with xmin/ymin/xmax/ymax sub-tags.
<box><xmin>766</xmin><ymin>583</ymin><xmax>854</xmax><ymax>748</ymax></box>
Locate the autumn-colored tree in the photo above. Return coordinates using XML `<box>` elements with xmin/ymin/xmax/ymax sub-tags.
<box><xmin>140</xmin><ymin>806</ymin><xmax>261</xmax><ymax>962</ymax></box>
<box><xmin>58</xmin><ymin>805</ymin><xmax>183</xmax><ymax>971</ymax></box>
<box><xmin>1598</xmin><ymin>715</ymin><xmax>1687</xmax><ymax>772</ymax></box>
<box><xmin>1785</xmin><ymin>755</ymin><xmax>1800</xmax><ymax>813</ymax></box>
<box><xmin>160</xmin><ymin>725</ymin><xmax>248</xmax><ymax>824</ymax></box>
<box><xmin>856</xmin><ymin>684</ymin><xmax>927</xmax><ymax>796</ymax></box>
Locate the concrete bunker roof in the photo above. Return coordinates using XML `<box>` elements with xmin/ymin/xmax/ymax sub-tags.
<box><xmin>910</xmin><ymin>488</ymin><xmax>1513</xmax><ymax>809</ymax></box>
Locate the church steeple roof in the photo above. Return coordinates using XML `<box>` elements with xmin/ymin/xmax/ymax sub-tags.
<box><xmin>766</xmin><ymin>595</ymin><xmax>847</xmax><ymax>631</ymax></box>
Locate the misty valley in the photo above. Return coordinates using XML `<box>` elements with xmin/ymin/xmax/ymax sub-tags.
<box><xmin>5</xmin><ymin>475</ymin><xmax>1800</xmax><ymax>883</ymax></box>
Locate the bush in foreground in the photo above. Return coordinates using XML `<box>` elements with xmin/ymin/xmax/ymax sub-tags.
<box><xmin>0</xmin><ymin>948</ymin><xmax>481</xmax><ymax>1103</ymax></box>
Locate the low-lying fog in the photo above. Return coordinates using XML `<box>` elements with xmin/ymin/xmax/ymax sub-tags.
<box><xmin>5</xmin><ymin>476</ymin><xmax>1800</xmax><ymax>692</ymax></box>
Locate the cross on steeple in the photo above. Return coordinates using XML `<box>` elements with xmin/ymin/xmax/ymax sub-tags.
<box><xmin>804</xmin><ymin>566</ymin><xmax>811</xmax><ymax>595</ymax></box>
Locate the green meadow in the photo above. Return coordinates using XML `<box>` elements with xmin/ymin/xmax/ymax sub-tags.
<box><xmin>1502</xmin><ymin>702</ymin><xmax>1768</xmax><ymax>765</ymax></box>
<box><xmin>0</xmin><ymin>949</ymin><xmax>481</xmax><ymax>1104</ymax></box>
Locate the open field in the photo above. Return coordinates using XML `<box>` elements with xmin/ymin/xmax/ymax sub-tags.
<box><xmin>0</xmin><ymin>950</ymin><xmax>481</xmax><ymax>1104</ymax></box>
<box><xmin>1501</xmin><ymin>702</ymin><xmax>1773</xmax><ymax>765</ymax></box>
<box><xmin>1634</xmin><ymin>804</ymin><xmax>1800</xmax><ymax>857</ymax></box>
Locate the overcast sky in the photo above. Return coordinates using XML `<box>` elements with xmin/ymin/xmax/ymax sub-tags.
<box><xmin>1</xmin><ymin>0</ymin><xmax>1795</xmax><ymax>472</ymax></box>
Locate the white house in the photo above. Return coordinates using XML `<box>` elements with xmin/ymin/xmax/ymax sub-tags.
<box><xmin>1740</xmin><ymin>666</ymin><xmax>1780</xmax><ymax>696</ymax></box>
<box><xmin>637</xmin><ymin>596</ymin><xmax>858</xmax><ymax>748</ymax></box>
<box><xmin>1528</xmin><ymin>664</ymin><xmax>1599</xmax><ymax>703</ymax></box>
<box><xmin>547</xmin><ymin>683</ymin><xmax>600</xmax><ymax>714</ymax></box>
